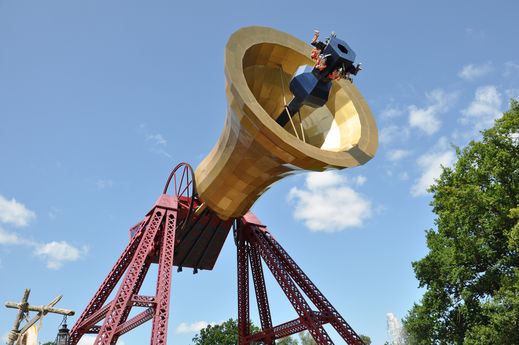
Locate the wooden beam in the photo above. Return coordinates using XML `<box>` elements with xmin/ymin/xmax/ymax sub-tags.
<box><xmin>18</xmin><ymin>295</ymin><xmax>64</xmax><ymax>336</ymax></box>
<box><xmin>5</xmin><ymin>302</ymin><xmax>74</xmax><ymax>316</ymax></box>
<box><xmin>6</xmin><ymin>289</ymin><xmax>31</xmax><ymax>345</ymax></box>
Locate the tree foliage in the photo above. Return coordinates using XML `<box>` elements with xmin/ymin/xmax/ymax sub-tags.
<box><xmin>403</xmin><ymin>101</ymin><xmax>519</xmax><ymax>344</ymax></box>
<box><xmin>191</xmin><ymin>318</ymin><xmax>261</xmax><ymax>345</ymax></box>
<box><xmin>360</xmin><ymin>334</ymin><xmax>372</xmax><ymax>344</ymax></box>
<box><xmin>192</xmin><ymin>320</ymin><xmax>371</xmax><ymax>345</ymax></box>
<box><xmin>277</xmin><ymin>335</ymin><xmax>299</xmax><ymax>345</ymax></box>
<box><xmin>298</xmin><ymin>331</ymin><xmax>316</xmax><ymax>345</ymax></box>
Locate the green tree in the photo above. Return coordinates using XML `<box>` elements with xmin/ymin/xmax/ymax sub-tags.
<box><xmin>277</xmin><ymin>335</ymin><xmax>298</xmax><ymax>344</ymax></box>
<box><xmin>403</xmin><ymin>101</ymin><xmax>519</xmax><ymax>344</ymax></box>
<box><xmin>298</xmin><ymin>331</ymin><xmax>316</xmax><ymax>345</ymax></box>
<box><xmin>192</xmin><ymin>318</ymin><xmax>261</xmax><ymax>345</ymax></box>
<box><xmin>295</xmin><ymin>331</ymin><xmax>372</xmax><ymax>344</ymax></box>
<box><xmin>360</xmin><ymin>334</ymin><xmax>372</xmax><ymax>344</ymax></box>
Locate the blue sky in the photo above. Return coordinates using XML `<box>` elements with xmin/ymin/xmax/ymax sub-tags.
<box><xmin>1</xmin><ymin>1</ymin><xmax>518</xmax><ymax>344</ymax></box>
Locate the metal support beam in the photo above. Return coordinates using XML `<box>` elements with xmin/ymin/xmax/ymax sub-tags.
<box><xmin>264</xmin><ymin>230</ymin><xmax>364</xmax><ymax>344</ymax></box>
<box><xmin>237</xmin><ymin>238</ymin><xmax>250</xmax><ymax>344</ymax></box>
<box><xmin>235</xmin><ymin>216</ymin><xmax>365</xmax><ymax>345</ymax></box>
<box><xmin>150</xmin><ymin>209</ymin><xmax>177</xmax><ymax>345</ymax></box>
<box><xmin>69</xmin><ymin>218</ymin><xmax>148</xmax><ymax>345</ymax></box>
<box><xmin>115</xmin><ymin>308</ymin><xmax>155</xmax><ymax>336</ymax></box>
<box><xmin>70</xmin><ymin>196</ymin><xmax>179</xmax><ymax>345</ymax></box>
<box><xmin>249</xmin><ymin>245</ymin><xmax>274</xmax><ymax>345</ymax></box>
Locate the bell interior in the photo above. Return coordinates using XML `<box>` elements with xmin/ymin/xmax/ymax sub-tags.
<box><xmin>242</xmin><ymin>42</ymin><xmax>362</xmax><ymax>152</ymax></box>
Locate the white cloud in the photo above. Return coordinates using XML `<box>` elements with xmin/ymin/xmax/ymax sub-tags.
<box><xmin>504</xmin><ymin>61</ymin><xmax>519</xmax><ymax>77</ymax></box>
<box><xmin>288</xmin><ymin>171</ymin><xmax>371</xmax><ymax>232</ymax></box>
<box><xmin>355</xmin><ymin>175</ymin><xmax>367</xmax><ymax>186</ymax></box>
<box><xmin>408</xmin><ymin>89</ymin><xmax>456</xmax><ymax>135</ymax></box>
<box><xmin>505</xmin><ymin>88</ymin><xmax>519</xmax><ymax>101</ymax></box>
<box><xmin>96</xmin><ymin>179</ymin><xmax>113</xmax><ymax>189</ymax></box>
<box><xmin>0</xmin><ymin>195</ymin><xmax>36</xmax><ymax>227</ymax></box>
<box><xmin>465</xmin><ymin>28</ymin><xmax>486</xmax><ymax>39</ymax></box>
<box><xmin>176</xmin><ymin>321</ymin><xmax>217</xmax><ymax>334</ymax></box>
<box><xmin>305</xmin><ymin>170</ymin><xmax>345</xmax><ymax>189</ymax></box>
<box><xmin>48</xmin><ymin>206</ymin><xmax>61</xmax><ymax>220</ymax></box>
<box><xmin>1</xmin><ymin>332</ymin><xmax>9</xmax><ymax>344</ymax></box>
<box><xmin>139</xmin><ymin>124</ymin><xmax>172</xmax><ymax>158</ymax></box>
<box><xmin>146</xmin><ymin>133</ymin><xmax>167</xmax><ymax>146</ymax></box>
<box><xmin>387</xmin><ymin>149</ymin><xmax>412</xmax><ymax>162</ymax></box>
<box><xmin>461</xmin><ymin>85</ymin><xmax>502</xmax><ymax>132</ymax></box>
<box><xmin>34</xmin><ymin>241</ymin><xmax>88</xmax><ymax>269</ymax></box>
<box><xmin>411</xmin><ymin>138</ymin><xmax>456</xmax><ymax>196</ymax></box>
<box><xmin>409</xmin><ymin>105</ymin><xmax>440</xmax><ymax>135</ymax></box>
<box><xmin>381</xmin><ymin>105</ymin><xmax>403</xmax><ymax>119</ymax></box>
<box><xmin>458</xmin><ymin>62</ymin><xmax>492</xmax><ymax>81</ymax></box>
<box><xmin>379</xmin><ymin>125</ymin><xmax>408</xmax><ymax>144</ymax></box>
<box><xmin>0</xmin><ymin>212</ymin><xmax>87</xmax><ymax>269</ymax></box>
<box><xmin>0</xmin><ymin>227</ymin><xmax>26</xmax><ymax>245</ymax></box>
<box><xmin>77</xmin><ymin>335</ymin><xmax>124</xmax><ymax>345</ymax></box>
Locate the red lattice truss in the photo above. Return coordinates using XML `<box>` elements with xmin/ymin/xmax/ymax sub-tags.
<box><xmin>236</xmin><ymin>212</ymin><xmax>365</xmax><ymax>345</ymax></box>
<box><xmin>69</xmin><ymin>189</ymin><xmax>364</xmax><ymax>345</ymax></box>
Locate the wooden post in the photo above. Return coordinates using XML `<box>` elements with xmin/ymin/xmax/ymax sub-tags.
<box><xmin>5</xmin><ymin>289</ymin><xmax>75</xmax><ymax>345</ymax></box>
<box><xmin>6</xmin><ymin>289</ymin><xmax>30</xmax><ymax>345</ymax></box>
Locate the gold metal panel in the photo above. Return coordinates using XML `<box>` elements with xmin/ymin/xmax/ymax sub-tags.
<box><xmin>195</xmin><ymin>26</ymin><xmax>378</xmax><ymax>219</ymax></box>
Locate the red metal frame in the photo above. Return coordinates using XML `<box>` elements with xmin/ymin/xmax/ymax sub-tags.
<box><xmin>69</xmin><ymin>195</ymin><xmax>178</xmax><ymax>345</ymax></box>
<box><xmin>70</xmin><ymin>163</ymin><xmax>364</xmax><ymax>345</ymax></box>
<box><xmin>237</xmin><ymin>212</ymin><xmax>365</xmax><ymax>345</ymax></box>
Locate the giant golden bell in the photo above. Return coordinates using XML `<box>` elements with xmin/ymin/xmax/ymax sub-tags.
<box><xmin>195</xmin><ymin>27</ymin><xmax>378</xmax><ymax>220</ymax></box>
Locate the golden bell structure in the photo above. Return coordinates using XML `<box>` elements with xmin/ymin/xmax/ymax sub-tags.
<box><xmin>195</xmin><ymin>26</ymin><xmax>378</xmax><ymax>220</ymax></box>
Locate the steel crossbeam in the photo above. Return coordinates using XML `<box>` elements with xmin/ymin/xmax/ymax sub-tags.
<box><xmin>76</xmin><ymin>302</ymin><xmax>112</xmax><ymax>331</ymax></box>
<box><xmin>115</xmin><ymin>308</ymin><xmax>155</xmax><ymax>336</ymax></box>
<box><xmin>131</xmin><ymin>295</ymin><xmax>157</xmax><ymax>307</ymax></box>
<box><xmin>85</xmin><ymin>326</ymin><xmax>101</xmax><ymax>334</ymax></box>
<box><xmin>246</xmin><ymin>311</ymin><xmax>329</xmax><ymax>343</ymax></box>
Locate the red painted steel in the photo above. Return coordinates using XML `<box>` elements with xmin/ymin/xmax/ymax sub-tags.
<box><xmin>249</xmin><ymin>246</ymin><xmax>274</xmax><ymax>345</ymax></box>
<box><xmin>111</xmin><ymin>261</ymin><xmax>152</xmax><ymax>345</ymax></box>
<box><xmin>116</xmin><ymin>308</ymin><xmax>155</xmax><ymax>336</ymax></box>
<box><xmin>69</xmin><ymin>219</ymin><xmax>148</xmax><ymax>345</ymax></box>
<box><xmin>236</xmin><ymin>217</ymin><xmax>365</xmax><ymax>345</ymax></box>
<box><xmin>70</xmin><ymin>191</ymin><xmax>179</xmax><ymax>345</ymax></box>
<box><xmin>71</xmin><ymin>163</ymin><xmax>364</xmax><ymax>345</ymax></box>
<box><xmin>95</xmin><ymin>208</ymin><xmax>166</xmax><ymax>344</ymax></box>
<box><xmin>248</xmin><ymin>224</ymin><xmax>333</xmax><ymax>344</ymax></box>
<box><xmin>267</xmin><ymin>230</ymin><xmax>365</xmax><ymax>344</ymax></box>
<box><xmin>237</xmin><ymin>237</ymin><xmax>250</xmax><ymax>344</ymax></box>
<box><xmin>150</xmin><ymin>209</ymin><xmax>177</xmax><ymax>345</ymax></box>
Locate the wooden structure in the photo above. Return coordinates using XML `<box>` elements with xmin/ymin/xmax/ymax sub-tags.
<box><xmin>5</xmin><ymin>289</ymin><xmax>74</xmax><ymax>345</ymax></box>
